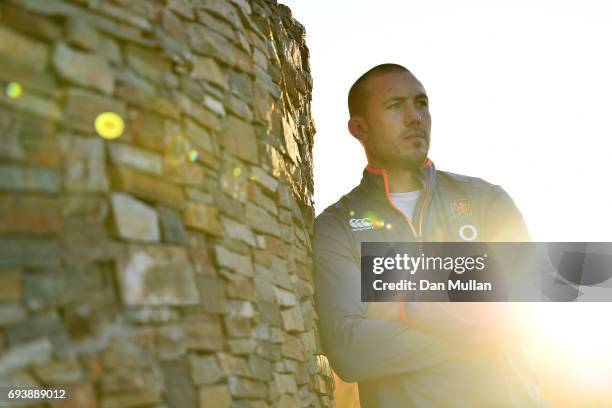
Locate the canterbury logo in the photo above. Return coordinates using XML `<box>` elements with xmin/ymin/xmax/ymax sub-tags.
<box><xmin>349</xmin><ymin>218</ymin><xmax>373</xmax><ymax>231</ymax></box>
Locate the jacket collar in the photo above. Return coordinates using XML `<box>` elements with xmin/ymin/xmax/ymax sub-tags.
<box><xmin>359</xmin><ymin>158</ymin><xmax>436</xmax><ymax>202</ymax></box>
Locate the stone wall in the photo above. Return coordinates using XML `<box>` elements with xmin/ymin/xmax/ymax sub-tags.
<box><xmin>0</xmin><ymin>0</ymin><xmax>335</xmax><ymax>406</ymax></box>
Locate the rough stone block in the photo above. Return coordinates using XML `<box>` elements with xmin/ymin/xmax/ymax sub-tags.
<box><xmin>126</xmin><ymin>44</ymin><xmax>172</xmax><ymax>85</ymax></box>
<box><xmin>225</xmin><ymin>94</ymin><xmax>252</xmax><ymax>121</ymax></box>
<box><xmin>61</xmin><ymin>135</ymin><xmax>109</xmax><ymax>192</ymax></box>
<box><xmin>116</xmin><ymin>84</ymin><xmax>181</xmax><ymax>119</ymax></box>
<box><xmin>0</xmin><ymin>270</ymin><xmax>21</xmax><ymax>302</ymax></box>
<box><xmin>221</xmin><ymin>115</ymin><xmax>259</xmax><ymax>164</ymax></box>
<box><xmin>117</xmin><ymin>245</ymin><xmax>199</xmax><ymax>306</ymax></box>
<box><xmin>33</xmin><ymin>359</ymin><xmax>83</xmax><ymax>384</ymax></box>
<box><xmin>228</xmin><ymin>300</ymin><xmax>255</xmax><ymax>319</ymax></box>
<box><xmin>166</xmin><ymin>162</ymin><xmax>204</xmax><ymax>186</ymax></box>
<box><xmin>199</xmin><ymin>384</ymin><xmax>231</xmax><ymax>408</ymax></box>
<box><xmin>0</xmin><ymin>338</ymin><xmax>52</xmax><ymax>373</ymax></box>
<box><xmin>100</xmin><ymin>391</ymin><xmax>161</xmax><ymax>408</ymax></box>
<box><xmin>184</xmin><ymin>118</ymin><xmax>213</xmax><ymax>152</ymax></box>
<box><xmin>281</xmin><ymin>306</ymin><xmax>305</xmax><ymax>333</ymax></box>
<box><xmin>111</xmin><ymin>166</ymin><xmax>185</xmax><ymax>208</ymax></box>
<box><xmin>0</xmin><ymin>195</ymin><xmax>61</xmax><ymax>234</ymax></box>
<box><xmin>53</xmin><ymin>42</ymin><xmax>114</xmax><ymax>94</ymax></box>
<box><xmin>66</xmin><ymin>19</ymin><xmax>121</xmax><ymax>63</ymax></box>
<box><xmin>111</xmin><ymin>192</ymin><xmax>160</xmax><ymax>242</ymax></box>
<box><xmin>214</xmin><ymin>245</ymin><xmax>253</xmax><ymax>277</ymax></box>
<box><xmin>221</xmin><ymin>216</ymin><xmax>256</xmax><ymax>246</ymax></box>
<box><xmin>153</xmin><ymin>324</ymin><xmax>187</xmax><ymax>360</ymax></box>
<box><xmin>128</xmin><ymin>110</ymin><xmax>166</xmax><ymax>151</ymax></box>
<box><xmin>248</xmin><ymin>355</ymin><xmax>272</xmax><ymax>382</ymax></box>
<box><xmin>0</xmin><ymin>238</ymin><xmax>60</xmax><ymax>268</ymax></box>
<box><xmin>0</xmin><ymin>165</ymin><xmax>60</xmax><ymax>193</ymax></box>
<box><xmin>300</xmin><ymin>330</ymin><xmax>317</xmax><ymax>355</ymax></box>
<box><xmin>190</xmin><ymin>355</ymin><xmax>223</xmax><ymax>385</ymax></box>
<box><xmin>274</xmin><ymin>287</ymin><xmax>297</xmax><ymax>307</ymax></box>
<box><xmin>281</xmin><ymin>334</ymin><xmax>305</xmax><ymax>362</ymax></box>
<box><xmin>249</xmin><ymin>166</ymin><xmax>278</xmax><ymax>193</ymax></box>
<box><xmin>217</xmin><ymin>352</ymin><xmax>250</xmax><ymax>377</ymax></box>
<box><xmin>203</xmin><ymin>94</ymin><xmax>226</xmax><ymax>117</ymax></box>
<box><xmin>227</xmin><ymin>376</ymin><xmax>267</xmax><ymax>399</ymax></box>
<box><xmin>258</xmin><ymin>301</ymin><xmax>281</xmax><ymax>327</ymax></box>
<box><xmin>108</xmin><ymin>142</ymin><xmax>163</xmax><ymax>175</ymax></box>
<box><xmin>22</xmin><ymin>266</ymin><xmax>104</xmax><ymax>310</ymax></box>
<box><xmin>183</xmin><ymin>317</ymin><xmax>224</xmax><ymax>351</ymax></box>
<box><xmin>167</xmin><ymin>0</ymin><xmax>195</xmax><ymax>19</ymax></box>
<box><xmin>196</xmin><ymin>276</ymin><xmax>227</xmax><ymax>314</ymax></box>
<box><xmin>0</xmin><ymin>303</ymin><xmax>27</xmax><ymax>326</ymax></box>
<box><xmin>247</xmin><ymin>183</ymin><xmax>278</xmax><ymax>215</ymax></box>
<box><xmin>274</xmin><ymin>372</ymin><xmax>298</xmax><ymax>395</ymax></box>
<box><xmin>226</xmin><ymin>277</ymin><xmax>256</xmax><ymax>301</ymax></box>
<box><xmin>1</xmin><ymin>91</ymin><xmax>63</xmax><ymax>122</ymax></box>
<box><xmin>158</xmin><ymin>206</ymin><xmax>188</xmax><ymax>244</ymax></box>
<box><xmin>228</xmin><ymin>339</ymin><xmax>257</xmax><ymax>355</ymax></box>
<box><xmin>0</xmin><ymin>26</ymin><xmax>48</xmax><ymax>70</ymax></box>
<box><xmin>191</xmin><ymin>55</ymin><xmax>228</xmax><ymax>89</ymax></box>
<box><xmin>184</xmin><ymin>202</ymin><xmax>222</xmax><ymax>235</ymax></box>
<box><xmin>161</xmin><ymin>359</ymin><xmax>198</xmax><ymax>408</ymax></box>
<box><xmin>223</xmin><ymin>316</ymin><xmax>252</xmax><ymax>339</ymax></box>
<box><xmin>245</xmin><ymin>202</ymin><xmax>281</xmax><ymax>237</ymax></box>
<box><xmin>253</xmin><ymin>265</ymin><xmax>275</xmax><ymax>302</ymax></box>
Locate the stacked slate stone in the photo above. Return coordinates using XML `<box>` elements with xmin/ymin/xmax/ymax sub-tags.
<box><xmin>0</xmin><ymin>0</ymin><xmax>334</xmax><ymax>406</ymax></box>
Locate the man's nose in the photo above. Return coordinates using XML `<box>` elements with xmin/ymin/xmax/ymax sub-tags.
<box><xmin>404</xmin><ymin>104</ymin><xmax>421</xmax><ymax>125</ymax></box>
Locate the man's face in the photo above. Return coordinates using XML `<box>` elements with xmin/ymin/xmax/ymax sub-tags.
<box><xmin>360</xmin><ymin>71</ymin><xmax>431</xmax><ymax>169</ymax></box>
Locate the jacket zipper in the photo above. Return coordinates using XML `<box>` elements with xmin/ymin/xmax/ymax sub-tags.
<box><xmin>381</xmin><ymin>170</ymin><xmax>429</xmax><ymax>243</ymax></box>
<box><xmin>377</xmin><ymin>169</ymin><xmax>430</xmax><ymax>326</ymax></box>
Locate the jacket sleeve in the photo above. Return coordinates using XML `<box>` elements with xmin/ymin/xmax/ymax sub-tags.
<box><xmin>313</xmin><ymin>211</ymin><xmax>457</xmax><ymax>383</ymax></box>
<box><xmin>482</xmin><ymin>185</ymin><xmax>531</xmax><ymax>242</ymax></box>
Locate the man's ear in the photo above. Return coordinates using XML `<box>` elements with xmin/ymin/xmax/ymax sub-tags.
<box><xmin>348</xmin><ymin>117</ymin><xmax>368</xmax><ymax>143</ymax></box>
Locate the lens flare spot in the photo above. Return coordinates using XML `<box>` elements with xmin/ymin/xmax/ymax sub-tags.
<box><xmin>349</xmin><ymin>210</ymin><xmax>355</xmax><ymax>217</ymax></box>
<box><xmin>5</xmin><ymin>82</ymin><xmax>23</xmax><ymax>99</ymax></box>
<box><xmin>233</xmin><ymin>167</ymin><xmax>242</xmax><ymax>177</ymax></box>
<box><xmin>94</xmin><ymin>112</ymin><xmax>124</xmax><ymax>139</ymax></box>
<box><xmin>165</xmin><ymin>134</ymin><xmax>191</xmax><ymax>166</ymax></box>
<box><xmin>386</xmin><ymin>223</ymin><xmax>392</xmax><ymax>230</ymax></box>
<box><xmin>188</xmin><ymin>149</ymin><xmax>199</xmax><ymax>162</ymax></box>
<box><xmin>364</xmin><ymin>211</ymin><xmax>385</xmax><ymax>229</ymax></box>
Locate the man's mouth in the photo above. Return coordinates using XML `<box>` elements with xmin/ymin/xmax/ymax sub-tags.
<box><xmin>403</xmin><ymin>131</ymin><xmax>426</xmax><ymax>141</ymax></box>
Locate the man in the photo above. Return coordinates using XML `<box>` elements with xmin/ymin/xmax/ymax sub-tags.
<box><xmin>313</xmin><ymin>64</ymin><xmax>547</xmax><ymax>407</ymax></box>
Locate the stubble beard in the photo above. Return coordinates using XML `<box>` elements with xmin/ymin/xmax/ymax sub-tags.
<box><xmin>386</xmin><ymin>138</ymin><xmax>430</xmax><ymax>170</ymax></box>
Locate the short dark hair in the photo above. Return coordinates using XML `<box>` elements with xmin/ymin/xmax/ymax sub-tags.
<box><xmin>348</xmin><ymin>63</ymin><xmax>412</xmax><ymax>117</ymax></box>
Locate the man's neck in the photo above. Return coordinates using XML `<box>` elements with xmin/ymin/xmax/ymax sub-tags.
<box><xmin>371</xmin><ymin>164</ymin><xmax>421</xmax><ymax>193</ymax></box>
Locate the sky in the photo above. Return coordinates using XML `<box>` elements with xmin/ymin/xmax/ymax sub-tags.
<box><xmin>281</xmin><ymin>1</ymin><xmax>612</xmax><ymax>403</ymax></box>
<box><xmin>282</xmin><ymin>0</ymin><xmax>612</xmax><ymax>242</ymax></box>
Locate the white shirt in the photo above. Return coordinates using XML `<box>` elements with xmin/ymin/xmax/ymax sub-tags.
<box><xmin>389</xmin><ymin>190</ymin><xmax>422</xmax><ymax>221</ymax></box>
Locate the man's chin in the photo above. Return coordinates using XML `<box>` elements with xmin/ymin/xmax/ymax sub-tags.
<box><xmin>398</xmin><ymin>151</ymin><xmax>429</xmax><ymax>169</ymax></box>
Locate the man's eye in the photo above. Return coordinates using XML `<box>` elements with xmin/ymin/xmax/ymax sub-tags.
<box><xmin>417</xmin><ymin>100</ymin><xmax>429</xmax><ymax>108</ymax></box>
<box><xmin>387</xmin><ymin>102</ymin><xmax>400</xmax><ymax>109</ymax></box>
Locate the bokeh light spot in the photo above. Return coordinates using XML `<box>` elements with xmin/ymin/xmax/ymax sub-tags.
<box><xmin>233</xmin><ymin>167</ymin><xmax>242</xmax><ymax>177</ymax></box>
<box><xmin>165</xmin><ymin>134</ymin><xmax>192</xmax><ymax>166</ymax></box>
<box><xmin>94</xmin><ymin>112</ymin><xmax>124</xmax><ymax>139</ymax></box>
<box><xmin>5</xmin><ymin>82</ymin><xmax>23</xmax><ymax>99</ymax></box>
<box><xmin>188</xmin><ymin>149</ymin><xmax>199</xmax><ymax>162</ymax></box>
<box><xmin>373</xmin><ymin>219</ymin><xmax>385</xmax><ymax>228</ymax></box>
<box><xmin>349</xmin><ymin>210</ymin><xmax>355</xmax><ymax>217</ymax></box>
